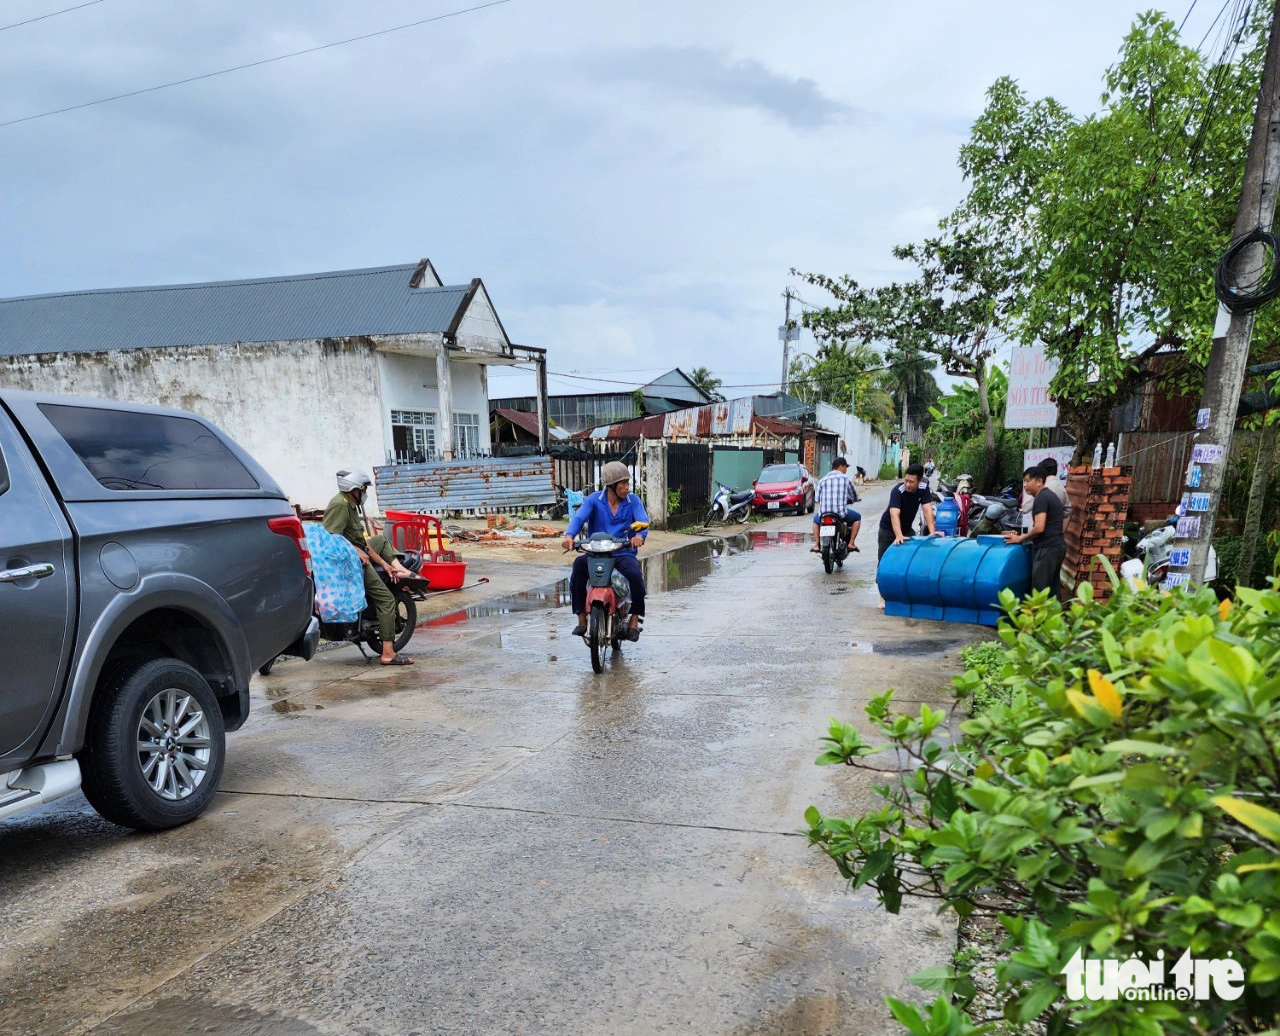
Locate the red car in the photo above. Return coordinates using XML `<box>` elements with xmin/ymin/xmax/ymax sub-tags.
<box><xmin>752</xmin><ymin>463</ymin><xmax>815</xmax><ymax>515</ymax></box>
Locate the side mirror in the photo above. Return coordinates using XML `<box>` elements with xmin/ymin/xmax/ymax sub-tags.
<box><xmin>752</xmin><ymin>480</ymin><xmax>757</xmax><ymax>487</ymax></box>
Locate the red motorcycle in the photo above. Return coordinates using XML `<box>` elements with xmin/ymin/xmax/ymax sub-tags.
<box><xmin>575</xmin><ymin>522</ymin><xmax>647</xmax><ymax>673</ymax></box>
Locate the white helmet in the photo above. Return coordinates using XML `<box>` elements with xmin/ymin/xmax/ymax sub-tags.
<box><xmin>337</xmin><ymin>469</ymin><xmax>372</xmax><ymax>493</ymax></box>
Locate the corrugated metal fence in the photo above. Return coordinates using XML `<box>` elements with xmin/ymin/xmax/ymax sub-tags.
<box><xmin>374</xmin><ymin>457</ymin><xmax>556</xmax><ymax>515</ymax></box>
<box><xmin>1117</xmin><ymin>431</ymin><xmax>1195</xmax><ymax>505</ymax></box>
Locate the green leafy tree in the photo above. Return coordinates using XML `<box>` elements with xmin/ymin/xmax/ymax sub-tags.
<box><xmin>988</xmin><ymin>12</ymin><xmax>1268</xmax><ymax>448</ymax></box>
<box><xmin>787</xmin><ymin>341</ymin><xmax>896</xmax><ymax>439</ymax></box>
<box><xmin>687</xmin><ymin>366</ymin><xmax>724</xmax><ymax>401</ymax></box>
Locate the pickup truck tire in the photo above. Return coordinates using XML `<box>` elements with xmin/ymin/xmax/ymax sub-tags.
<box><xmin>364</xmin><ymin>587</ymin><xmax>417</xmax><ymax>655</ymax></box>
<box><xmin>79</xmin><ymin>658</ymin><xmax>226</xmax><ymax>831</ymax></box>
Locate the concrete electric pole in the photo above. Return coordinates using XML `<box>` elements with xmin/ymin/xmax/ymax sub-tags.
<box><xmin>780</xmin><ymin>289</ymin><xmax>796</xmax><ymax>393</ymax></box>
<box><xmin>1186</xmin><ymin>3</ymin><xmax>1280</xmax><ymax>585</ymax></box>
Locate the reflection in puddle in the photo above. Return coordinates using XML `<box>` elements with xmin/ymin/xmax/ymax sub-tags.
<box><xmin>423</xmin><ymin>530</ymin><xmax>809</xmax><ymax>630</ymax></box>
<box><xmin>850</xmin><ymin>638</ymin><xmax>968</xmax><ymax>655</ymax></box>
<box><xmin>270</xmin><ymin>699</ymin><xmax>308</xmax><ymax>714</ymax></box>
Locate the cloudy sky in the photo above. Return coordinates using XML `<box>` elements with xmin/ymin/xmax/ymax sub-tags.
<box><xmin>1</xmin><ymin>0</ymin><xmax>1226</xmax><ymax>399</ymax></box>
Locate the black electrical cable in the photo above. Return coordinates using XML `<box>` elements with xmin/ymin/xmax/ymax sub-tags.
<box><xmin>1214</xmin><ymin>228</ymin><xmax>1280</xmax><ymax>312</ymax></box>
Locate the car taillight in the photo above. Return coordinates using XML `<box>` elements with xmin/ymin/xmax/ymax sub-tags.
<box><xmin>268</xmin><ymin>516</ymin><xmax>313</xmax><ymax>578</ymax></box>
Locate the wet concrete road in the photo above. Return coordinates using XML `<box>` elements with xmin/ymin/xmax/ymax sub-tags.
<box><xmin>1</xmin><ymin>490</ymin><xmax>991</xmax><ymax>1036</ymax></box>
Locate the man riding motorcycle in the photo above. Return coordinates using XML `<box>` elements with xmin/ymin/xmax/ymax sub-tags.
<box><xmin>561</xmin><ymin>461</ymin><xmax>649</xmax><ymax>641</ymax></box>
<box><xmin>323</xmin><ymin>469</ymin><xmax>416</xmax><ymax>666</ymax></box>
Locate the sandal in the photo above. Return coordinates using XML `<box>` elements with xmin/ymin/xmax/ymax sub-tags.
<box><xmin>625</xmin><ymin>625</ymin><xmax>641</xmax><ymax>642</ymax></box>
<box><xmin>571</xmin><ymin>622</ymin><xmax>587</xmax><ymax>637</ymax></box>
<box><xmin>380</xmin><ymin>654</ymin><xmax>415</xmax><ymax>666</ymax></box>
<box><xmin>810</xmin><ymin>546</ymin><xmax>821</xmax><ymax>553</ymax></box>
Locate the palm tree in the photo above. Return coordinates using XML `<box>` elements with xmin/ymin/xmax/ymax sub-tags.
<box><xmin>688</xmin><ymin>367</ymin><xmax>724</xmax><ymax>401</ymax></box>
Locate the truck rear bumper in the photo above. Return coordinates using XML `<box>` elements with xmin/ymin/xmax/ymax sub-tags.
<box><xmin>283</xmin><ymin>615</ymin><xmax>320</xmax><ymax>662</ymax></box>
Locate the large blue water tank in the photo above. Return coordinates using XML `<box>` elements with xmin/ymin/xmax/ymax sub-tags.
<box><xmin>935</xmin><ymin>498</ymin><xmax>960</xmax><ymax>537</ymax></box>
<box><xmin>876</xmin><ymin>535</ymin><xmax>1032</xmax><ymax>626</ymax></box>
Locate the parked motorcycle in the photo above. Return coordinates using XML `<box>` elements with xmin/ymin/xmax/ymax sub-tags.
<box><xmin>1120</xmin><ymin>520</ymin><xmax>1218</xmax><ymax>589</ymax></box>
<box><xmin>967</xmin><ymin>497</ymin><xmax>1022</xmax><ymax>537</ymax></box>
<box><xmin>258</xmin><ymin>564</ymin><xmax>425</xmax><ymax>675</ymax></box>
<box><xmin>575</xmin><ymin>522</ymin><xmax>648</xmax><ymax>673</ymax></box>
<box><xmin>816</xmin><ymin>511</ymin><xmax>850</xmax><ymax>574</ymax></box>
<box><xmin>706</xmin><ymin>481</ymin><xmax>753</xmax><ymax>525</ymax></box>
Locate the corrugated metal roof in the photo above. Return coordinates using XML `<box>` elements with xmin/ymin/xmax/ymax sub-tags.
<box><xmin>0</xmin><ymin>264</ymin><xmax>473</xmax><ymax>358</ymax></box>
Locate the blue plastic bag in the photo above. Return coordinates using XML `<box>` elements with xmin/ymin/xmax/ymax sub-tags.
<box><xmin>304</xmin><ymin>524</ymin><xmax>366</xmax><ymax>623</ymax></box>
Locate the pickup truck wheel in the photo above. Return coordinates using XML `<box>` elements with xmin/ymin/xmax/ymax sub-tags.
<box><xmin>80</xmin><ymin>658</ymin><xmax>225</xmax><ymax>831</ymax></box>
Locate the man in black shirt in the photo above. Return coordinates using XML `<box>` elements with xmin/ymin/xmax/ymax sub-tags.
<box><xmin>1004</xmin><ymin>465</ymin><xmax>1066</xmax><ymax>597</ymax></box>
<box><xmin>877</xmin><ymin>463</ymin><xmax>939</xmax><ymax>562</ymax></box>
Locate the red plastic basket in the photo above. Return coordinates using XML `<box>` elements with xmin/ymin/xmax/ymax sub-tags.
<box><xmin>418</xmin><ymin>558</ymin><xmax>467</xmax><ymax>591</ymax></box>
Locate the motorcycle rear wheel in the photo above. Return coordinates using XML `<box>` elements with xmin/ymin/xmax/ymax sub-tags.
<box><xmin>365</xmin><ymin>587</ymin><xmax>417</xmax><ymax>655</ymax></box>
<box><xmin>822</xmin><ymin>543</ymin><xmax>834</xmax><ymax>574</ymax></box>
<box><xmin>733</xmin><ymin>503</ymin><xmax>751</xmax><ymax>524</ymax></box>
<box><xmin>589</xmin><ymin>604</ymin><xmax>606</xmax><ymax>674</ymax></box>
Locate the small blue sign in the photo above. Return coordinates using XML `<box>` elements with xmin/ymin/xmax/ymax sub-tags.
<box><xmin>1188</xmin><ymin>465</ymin><xmax>1202</xmax><ymax>488</ymax></box>
<box><xmin>1189</xmin><ymin>493</ymin><xmax>1212</xmax><ymax>512</ymax></box>
<box><xmin>1162</xmin><ymin>573</ymin><xmax>1191</xmax><ymax>590</ymax></box>
<box><xmin>1170</xmin><ymin>548</ymin><xmax>1191</xmax><ymax>567</ymax></box>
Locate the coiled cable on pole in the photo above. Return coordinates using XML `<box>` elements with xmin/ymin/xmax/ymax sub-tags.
<box><xmin>1214</xmin><ymin>228</ymin><xmax>1280</xmax><ymax>313</ymax></box>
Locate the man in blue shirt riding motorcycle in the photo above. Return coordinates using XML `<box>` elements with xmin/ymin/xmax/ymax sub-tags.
<box><xmin>561</xmin><ymin>461</ymin><xmax>649</xmax><ymax>641</ymax></box>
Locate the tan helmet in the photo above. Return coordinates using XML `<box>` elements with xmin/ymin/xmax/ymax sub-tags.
<box><xmin>601</xmin><ymin>461</ymin><xmax>631</xmax><ymax>488</ymax></box>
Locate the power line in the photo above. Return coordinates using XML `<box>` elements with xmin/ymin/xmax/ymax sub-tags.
<box><xmin>0</xmin><ymin>0</ymin><xmax>514</xmax><ymax>129</ymax></box>
<box><xmin>0</xmin><ymin>0</ymin><xmax>103</xmax><ymax>32</ymax></box>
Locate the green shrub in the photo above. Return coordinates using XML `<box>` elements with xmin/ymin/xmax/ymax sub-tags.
<box><xmin>958</xmin><ymin>641</ymin><xmax>1007</xmax><ymax>716</ymax></box>
<box><xmin>805</xmin><ymin>579</ymin><xmax>1280</xmax><ymax>1035</ymax></box>
<box><xmin>878</xmin><ymin>461</ymin><xmax>899</xmax><ymax>480</ymax></box>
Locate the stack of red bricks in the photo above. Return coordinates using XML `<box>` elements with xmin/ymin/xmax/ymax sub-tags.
<box><xmin>1062</xmin><ymin>465</ymin><xmax>1132</xmax><ymax>603</ymax></box>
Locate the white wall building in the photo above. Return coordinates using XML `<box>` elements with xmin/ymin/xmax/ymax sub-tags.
<box><xmin>814</xmin><ymin>401</ymin><xmax>887</xmax><ymax>477</ymax></box>
<box><xmin>0</xmin><ymin>259</ymin><xmax>545</xmax><ymax>510</ymax></box>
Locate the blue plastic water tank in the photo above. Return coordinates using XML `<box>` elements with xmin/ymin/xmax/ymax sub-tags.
<box><xmin>935</xmin><ymin>498</ymin><xmax>960</xmax><ymax>537</ymax></box>
<box><xmin>876</xmin><ymin>535</ymin><xmax>1032</xmax><ymax>626</ymax></box>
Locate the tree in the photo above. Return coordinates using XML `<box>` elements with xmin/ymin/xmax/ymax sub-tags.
<box><xmin>687</xmin><ymin>366</ymin><xmax>724</xmax><ymax>401</ymax></box>
<box><xmin>787</xmin><ymin>341</ymin><xmax>897</xmax><ymax>439</ymax></box>
<box><xmin>987</xmin><ymin>12</ymin><xmax>1268</xmax><ymax>448</ymax></box>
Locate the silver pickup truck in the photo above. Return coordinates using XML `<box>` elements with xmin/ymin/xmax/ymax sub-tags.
<box><xmin>0</xmin><ymin>389</ymin><xmax>318</xmax><ymax>829</ymax></box>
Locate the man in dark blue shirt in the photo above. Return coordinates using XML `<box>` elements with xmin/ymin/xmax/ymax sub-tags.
<box><xmin>562</xmin><ymin>461</ymin><xmax>649</xmax><ymax>640</ymax></box>
<box><xmin>877</xmin><ymin>463</ymin><xmax>939</xmax><ymax>562</ymax></box>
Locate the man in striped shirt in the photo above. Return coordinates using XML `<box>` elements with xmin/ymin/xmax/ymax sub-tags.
<box><xmin>811</xmin><ymin>457</ymin><xmax>861</xmax><ymax>554</ymax></box>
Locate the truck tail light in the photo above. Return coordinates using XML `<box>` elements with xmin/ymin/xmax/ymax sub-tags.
<box><xmin>268</xmin><ymin>516</ymin><xmax>313</xmax><ymax>578</ymax></box>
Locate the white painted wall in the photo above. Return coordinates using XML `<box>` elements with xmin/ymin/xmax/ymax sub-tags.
<box><xmin>815</xmin><ymin>402</ymin><xmax>886</xmax><ymax>477</ymax></box>
<box><xmin>376</xmin><ymin>352</ymin><xmax>492</xmax><ymax>454</ymax></box>
<box><xmin>454</xmin><ymin>284</ymin><xmax>507</xmax><ymax>356</ymax></box>
<box><xmin>0</xmin><ymin>339</ymin><xmax>387</xmax><ymax>510</ymax></box>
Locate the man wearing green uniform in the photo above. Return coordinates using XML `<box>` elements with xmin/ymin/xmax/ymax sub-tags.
<box><xmin>324</xmin><ymin>469</ymin><xmax>415</xmax><ymax>666</ymax></box>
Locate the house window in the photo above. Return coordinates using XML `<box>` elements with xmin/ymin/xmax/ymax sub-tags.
<box><xmin>454</xmin><ymin>412</ymin><xmax>482</xmax><ymax>455</ymax></box>
<box><xmin>390</xmin><ymin>409</ymin><xmax>435</xmax><ymax>462</ymax></box>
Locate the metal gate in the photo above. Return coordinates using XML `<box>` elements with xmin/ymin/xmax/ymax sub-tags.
<box><xmin>666</xmin><ymin>442</ymin><xmax>713</xmax><ymax>512</ymax></box>
<box><xmin>550</xmin><ymin>438</ymin><xmax>640</xmax><ymax>494</ymax></box>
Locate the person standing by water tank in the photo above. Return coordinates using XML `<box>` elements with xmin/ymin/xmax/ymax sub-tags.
<box><xmin>877</xmin><ymin>463</ymin><xmax>940</xmax><ymax>562</ymax></box>
<box><xmin>1004</xmin><ymin>465</ymin><xmax>1066</xmax><ymax>597</ymax></box>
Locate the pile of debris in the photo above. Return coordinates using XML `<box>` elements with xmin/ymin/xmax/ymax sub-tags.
<box><xmin>443</xmin><ymin>517</ymin><xmax>565</xmax><ymax>549</ymax></box>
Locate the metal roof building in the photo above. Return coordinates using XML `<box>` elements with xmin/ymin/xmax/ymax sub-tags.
<box><xmin>0</xmin><ymin>262</ymin><xmax>491</xmax><ymax>358</ymax></box>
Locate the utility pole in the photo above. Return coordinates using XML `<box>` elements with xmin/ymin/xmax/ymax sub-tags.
<box><xmin>780</xmin><ymin>288</ymin><xmax>796</xmax><ymax>393</ymax></box>
<box><xmin>1186</xmin><ymin>3</ymin><xmax>1280</xmax><ymax>585</ymax></box>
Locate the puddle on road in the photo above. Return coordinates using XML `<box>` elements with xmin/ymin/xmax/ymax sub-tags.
<box><xmin>88</xmin><ymin>998</ymin><xmax>325</xmax><ymax>1036</ymax></box>
<box><xmin>423</xmin><ymin>529</ymin><xmax>808</xmax><ymax>630</ymax></box>
<box><xmin>850</xmin><ymin>638</ymin><xmax>969</xmax><ymax>655</ymax></box>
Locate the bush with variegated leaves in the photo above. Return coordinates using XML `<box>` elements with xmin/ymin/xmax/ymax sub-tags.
<box><xmin>806</xmin><ymin>578</ymin><xmax>1280</xmax><ymax>1035</ymax></box>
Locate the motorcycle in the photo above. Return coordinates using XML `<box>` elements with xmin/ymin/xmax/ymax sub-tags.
<box><xmin>816</xmin><ymin>511</ymin><xmax>850</xmax><ymax>574</ymax></box>
<box><xmin>1120</xmin><ymin>520</ymin><xmax>1218</xmax><ymax>589</ymax></box>
<box><xmin>967</xmin><ymin>497</ymin><xmax>1022</xmax><ymax>537</ymax></box>
<box><xmin>706</xmin><ymin>481</ymin><xmax>753</xmax><ymax>525</ymax></box>
<box><xmin>258</xmin><ymin>562</ymin><xmax>425</xmax><ymax>675</ymax></box>
<box><xmin>575</xmin><ymin>521</ymin><xmax>648</xmax><ymax>673</ymax></box>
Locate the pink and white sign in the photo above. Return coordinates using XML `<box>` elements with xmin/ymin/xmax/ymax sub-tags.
<box><xmin>1024</xmin><ymin>446</ymin><xmax>1076</xmax><ymax>474</ymax></box>
<box><xmin>1006</xmin><ymin>345</ymin><xmax>1060</xmax><ymax>429</ymax></box>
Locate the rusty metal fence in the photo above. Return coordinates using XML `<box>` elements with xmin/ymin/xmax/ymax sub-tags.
<box><xmin>549</xmin><ymin>439</ymin><xmax>640</xmax><ymax>494</ymax></box>
<box><xmin>1117</xmin><ymin>431</ymin><xmax>1196</xmax><ymax>506</ymax></box>
<box><xmin>374</xmin><ymin>457</ymin><xmax>556</xmax><ymax>516</ymax></box>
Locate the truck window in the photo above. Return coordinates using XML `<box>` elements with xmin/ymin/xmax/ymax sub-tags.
<box><xmin>38</xmin><ymin>403</ymin><xmax>259</xmax><ymax>491</ymax></box>
<box><xmin>0</xmin><ymin>443</ymin><xmax>8</xmax><ymax>497</ymax></box>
